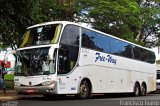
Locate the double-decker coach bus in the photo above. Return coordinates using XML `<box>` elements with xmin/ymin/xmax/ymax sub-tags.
<box><xmin>14</xmin><ymin>21</ymin><xmax>156</xmax><ymax>99</ymax></box>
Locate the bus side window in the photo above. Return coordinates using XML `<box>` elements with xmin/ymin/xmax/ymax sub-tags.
<box><xmin>58</xmin><ymin>47</ymin><xmax>70</xmax><ymax>74</ymax></box>
<box><xmin>133</xmin><ymin>46</ymin><xmax>140</xmax><ymax>60</ymax></box>
<box><xmin>58</xmin><ymin>25</ymin><xmax>79</xmax><ymax>74</ymax></box>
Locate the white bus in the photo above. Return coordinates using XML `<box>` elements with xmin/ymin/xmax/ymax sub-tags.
<box><xmin>14</xmin><ymin>21</ymin><xmax>156</xmax><ymax>99</ymax></box>
<box><xmin>156</xmin><ymin>65</ymin><xmax>160</xmax><ymax>90</ymax></box>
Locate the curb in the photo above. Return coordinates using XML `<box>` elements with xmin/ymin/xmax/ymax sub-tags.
<box><xmin>0</xmin><ymin>90</ymin><xmax>19</xmax><ymax>100</ymax></box>
<box><xmin>0</xmin><ymin>95</ymin><xmax>43</xmax><ymax>101</ymax></box>
<box><xmin>0</xmin><ymin>96</ymin><xmax>21</xmax><ymax>101</ymax></box>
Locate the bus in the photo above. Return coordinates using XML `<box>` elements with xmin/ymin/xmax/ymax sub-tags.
<box><xmin>156</xmin><ymin>65</ymin><xmax>160</xmax><ymax>90</ymax></box>
<box><xmin>14</xmin><ymin>21</ymin><xmax>156</xmax><ymax>99</ymax></box>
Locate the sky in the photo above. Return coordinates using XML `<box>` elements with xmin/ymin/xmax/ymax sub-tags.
<box><xmin>152</xmin><ymin>47</ymin><xmax>160</xmax><ymax>60</ymax></box>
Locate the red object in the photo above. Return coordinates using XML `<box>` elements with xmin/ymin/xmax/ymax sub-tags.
<box><xmin>0</xmin><ymin>60</ymin><xmax>11</xmax><ymax>68</ymax></box>
<box><xmin>26</xmin><ymin>90</ymin><xmax>34</xmax><ymax>93</ymax></box>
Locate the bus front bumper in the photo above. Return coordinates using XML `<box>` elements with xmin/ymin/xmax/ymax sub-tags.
<box><xmin>14</xmin><ymin>84</ymin><xmax>57</xmax><ymax>95</ymax></box>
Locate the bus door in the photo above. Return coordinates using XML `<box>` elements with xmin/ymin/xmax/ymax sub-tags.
<box><xmin>57</xmin><ymin>45</ymin><xmax>79</xmax><ymax>94</ymax></box>
<box><xmin>57</xmin><ymin>25</ymin><xmax>80</xmax><ymax>94</ymax></box>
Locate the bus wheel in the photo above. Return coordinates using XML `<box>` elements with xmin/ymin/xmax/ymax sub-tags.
<box><xmin>133</xmin><ymin>83</ymin><xmax>140</xmax><ymax>96</ymax></box>
<box><xmin>140</xmin><ymin>83</ymin><xmax>147</xmax><ymax>96</ymax></box>
<box><xmin>77</xmin><ymin>80</ymin><xmax>90</xmax><ymax>99</ymax></box>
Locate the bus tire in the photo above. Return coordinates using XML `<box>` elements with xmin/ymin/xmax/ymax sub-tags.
<box><xmin>140</xmin><ymin>83</ymin><xmax>147</xmax><ymax>96</ymax></box>
<box><xmin>77</xmin><ymin>80</ymin><xmax>90</xmax><ymax>99</ymax></box>
<box><xmin>133</xmin><ymin>83</ymin><xmax>140</xmax><ymax>96</ymax></box>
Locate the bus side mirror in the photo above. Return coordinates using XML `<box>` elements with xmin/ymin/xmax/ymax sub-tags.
<box><xmin>48</xmin><ymin>48</ymin><xmax>55</xmax><ymax>60</ymax></box>
<box><xmin>48</xmin><ymin>44</ymin><xmax>59</xmax><ymax>60</ymax></box>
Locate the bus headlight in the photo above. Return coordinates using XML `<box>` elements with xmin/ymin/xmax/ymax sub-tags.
<box><xmin>42</xmin><ymin>80</ymin><xmax>55</xmax><ymax>86</ymax></box>
<box><xmin>15</xmin><ymin>82</ymin><xmax>21</xmax><ymax>86</ymax></box>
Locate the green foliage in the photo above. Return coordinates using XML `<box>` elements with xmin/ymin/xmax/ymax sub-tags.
<box><xmin>4</xmin><ymin>74</ymin><xmax>14</xmax><ymax>81</ymax></box>
<box><xmin>137</xmin><ymin>0</ymin><xmax>160</xmax><ymax>47</ymax></box>
<box><xmin>0</xmin><ymin>0</ymin><xmax>84</xmax><ymax>49</ymax></box>
<box><xmin>91</xmin><ymin>0</ymin><xmax>139</xmax><ymax>43</ymax></box>
<box><xmin>0</xmin><ymin>0</ymin><xmax>44</xmax><ymax>49</ymax></box>
<box><xmin>157</xmin><ymin>60</ymin><xmax>160</xmax><ymax>64</ymax></box>
<box><xmin>4</xmin><ymin>74</ymin><xmax>14</xmax><ymax>89</ymax></box>
<box><xmin>85</xmin><ymin>0</ymin><xmax>160</xmax><ymax>47</ymax></box>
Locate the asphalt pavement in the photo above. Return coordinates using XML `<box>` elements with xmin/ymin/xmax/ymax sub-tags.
<box><xmin>0</xmin><ymin>89</ymin><xmax>159</xmax><ymax>101</ymax></box>
<box><xmin>0</xmin><ymin>90</ymin><xmax>18</xmax><ymax>100</ymax></box>
<box><xmin>0</xmin><ymin>90</ymin><xmax>43</xmax><ymax>100</ymax></box>
<box><xmin>1</xmin><ymin>93</ymin><xmax>160</xmax><ymax>106</ymax></box>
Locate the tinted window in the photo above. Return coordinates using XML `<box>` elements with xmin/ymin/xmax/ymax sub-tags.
<box><xmin>157</xmin><ymin>71</ymin><xmax>160</xmax><ymax>79</ymax></box>
<box><xmin>121</xmin><ymin>42</ymin><xmax>132</xmax><ymax>58</ymax></box>
<box><xmin>132</xmin><ymin>46</ymin><xmax>155</xmax><ymax>64</ymax></box>
<box><xmin>96</xmin><ymin>34</ymin><xmax>110</xmax><ymax>53</ymax></box>
<box><xmin>82</xmin><ymin>28</ymin><xmax>97</xmax><ymax>49</ymax></box>
<box><xmin>61</xmin><ymin>25</ymin><xmax>79</xmax><ymax>46</ymax></box>
<box><xmin>80</xmin><ymin>27</ymin><xmax>155</xmax><ymax>64</ymax></box>
<box><xmin>59</xmin><ymin>25</ymin><xmax>80</xmax><ymax>74</ymax></box>
<box><xmin>147</xmin><ymin>51</ymin><xmax>155</xmax><ymax>63</ymax></box>
<box><xmin>140</xmin><ymin>49</ymin><xmax>148</xmax><ymax>61</ymax></box>
<box><xmin>110</xmin><ymin>38</ymin><xmax>122</xmax><ymax>55</ymax></box>
<box><xmin>157</xmin><ymin>74</ymin><xmax>160</xmax><ymax>79</ymax></box>
<box><xmin>133</xmin><ymin>46</ymin><xmax>140</xmax><ymax>60</ymax></box>
<box><xmin>58</xmin><ymin>44</ymin><xmax>79</xmax><ymax>74</ymax></box>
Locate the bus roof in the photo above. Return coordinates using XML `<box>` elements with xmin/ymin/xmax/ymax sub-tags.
<box><xmin>27</xmin><ymin>21</ymin><xmax>154</xmax><ymax>52</ymax></box>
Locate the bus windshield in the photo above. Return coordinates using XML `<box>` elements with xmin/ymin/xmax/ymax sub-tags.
<box><xmin>19</xmin><ymin>24</ymin><xmax>62</xmax><ymax>48</ymax></box>
<box><xmin>15</xmin><ymin>47</ymin><xmax>55</xmax><ymax>76</ymax></box>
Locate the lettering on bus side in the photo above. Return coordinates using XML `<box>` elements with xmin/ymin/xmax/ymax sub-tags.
<box><xmin>95</xmin><ymin>52</ymin><xmax>117</xmax><ymax>65</ymax></box>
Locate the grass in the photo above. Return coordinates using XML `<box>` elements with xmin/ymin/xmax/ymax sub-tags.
<box><xmin>4</xmin><ymin>74</ymin><xmax>14</xmax><ymax>89</ymax></box>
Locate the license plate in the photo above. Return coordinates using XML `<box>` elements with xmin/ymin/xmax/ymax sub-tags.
<box><xmin>26</xmin><ymin>89</ymin><xmax>34</xmax><ymax>93</ymax></box>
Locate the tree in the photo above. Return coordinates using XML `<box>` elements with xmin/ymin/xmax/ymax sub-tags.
<box><xmin>0</xmin><ymin>0</ymin><xmax>87</xmax><ymax>49</ymax></box>
<box><xmin>82</xmin><ymin>0</ymin><xmax>160</xmax><ymax>47</ymax></box>
<box><xmin>135</xmin><ymin>0</ymin><xmax>160</xmax><ymax>47</ymax></box>
<box><xmin>84</xmin><ymin>0</ymin><xmax>142</xmax><ymax>43</ymax></box>
<box><xmin>0</xmin><ymin>0</ymin><xmax>159</xmax><ymax>49</ymax></box>
<box><xmin>0</xmin><ymin>0</ymin><xmax>44</xmax><ymax>49</ymax></box>
<box><xmin>39</xmin><ymin>0</ymin><xmax>79</xmax><ymax>21</ymax></box>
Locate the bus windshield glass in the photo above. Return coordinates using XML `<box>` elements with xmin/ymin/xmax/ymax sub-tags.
<box><xmin>19</xmin><ymin>24</ymin><xmax>62</xmax><ymax>48</ymax></box>
<box><xmin>15</xmin><ymin>47</ymin><xmax>55</xmax><ymax>76</ymax></box>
